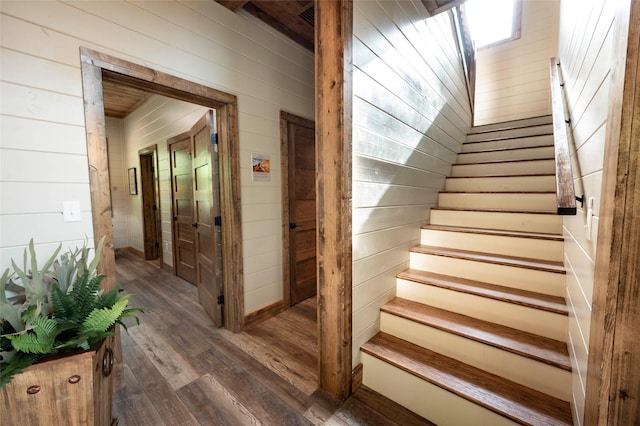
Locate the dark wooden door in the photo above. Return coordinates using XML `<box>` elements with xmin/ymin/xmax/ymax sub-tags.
<box><xmin>169</xmin><ymin>133</ymin><xmax>196</xmax><ymax>285</ymax></box>
<box><xmin>140</xmin><ymin>152</ymin><xmax>160</xmax><ymax>260</ymax></box>
<box><xmin>191</xmin><ymin>111</ymin><xmax>223</xmax><ymax>326</ymax></box>
<box><xmin>287</xmin><ymin>117</ymin><xmax>316</xmax><ymax>305</ymax></box>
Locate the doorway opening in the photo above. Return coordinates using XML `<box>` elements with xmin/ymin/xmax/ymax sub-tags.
<box><xmin>80</xmin><ymin>47</ymin><xmax>243</xmax><ymax>332</ymax></box>
<box><xmin>138</xmin><ymin>145</ymin><xmax>162</xmax><ymax>266</ymax></box>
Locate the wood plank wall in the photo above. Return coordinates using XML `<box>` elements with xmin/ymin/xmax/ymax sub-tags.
<box><xmin>352</xmin><ymin>0</ymin><xmax>472</xmax><ymax>367</ymax></box>
<box><xmin>0</xmin><ymin>1</ymin><xmax>314</xmax><ymax>316</ymax></box>
<box><xmin>474</xmin><ymin>0</ymin><xmax>560</xmax><ymax>125</ymax></box>
<box><xmin>556</xmin><ymin>0</ymin><xmax>615</xmax><ymax>424</ymax></box>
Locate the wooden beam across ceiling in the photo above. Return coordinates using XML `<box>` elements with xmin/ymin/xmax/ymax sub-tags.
<box><xmin>215</xmin><ymin>0</ymin><xmax>314</xmax><ymax>51</ymax></box>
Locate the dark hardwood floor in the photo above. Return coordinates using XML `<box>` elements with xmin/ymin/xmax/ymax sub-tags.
<box><xmin>112</xmin><ymin>252</ymin><xmax>432</xmax><ymax>425</ymax></box>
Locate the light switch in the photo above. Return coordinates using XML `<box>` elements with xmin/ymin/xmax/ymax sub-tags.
<box><xmin>585</xmin><ymin>196</ymin><xmax>595</xmax><ymax>241</ymax></box>
<box><xmin>62</xmin><ymin>201</ymin><xmax>82</xmax><ymax>223</ymax></box>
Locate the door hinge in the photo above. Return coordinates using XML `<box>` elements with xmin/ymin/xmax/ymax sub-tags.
<box><xmin>155</xmin><ymin>242</ymin><xmax>160</xmax><ymax>248</ymax></box>
<box><xmin>217</xmin><ymin>295</ymin><xmax>224</xmax><ymax>305</ymax></box>
<box><xmin>153</xmin><ymin>205</ymin><xmax>158</xmax><ymax>211</ymax></box>
<box><xmin>211</xmin><ymin>134</ymin><xmax>218</xmax><ymax>145</ymax></box>
<box><xmin>214</xmin><ymin>216</ymin><xmax>222</xmax><ymax>227</ymax></box>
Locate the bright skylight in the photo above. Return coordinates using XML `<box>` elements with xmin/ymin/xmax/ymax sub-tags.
<box><xmin>465</xmin><ymin>0</ymin><xmax>517</xmax><ymax>48</ymax></box>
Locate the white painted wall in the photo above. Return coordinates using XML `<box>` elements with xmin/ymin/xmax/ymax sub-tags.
<box><xmin>352</xmin><ymin>0</ymin><xmax>472</xmax><ymax>366</ymax></box>
<box><xmin>0</xmin><ymin>1</ymin><xmax>314</xmax><ymax>315</ymax></box>
<box><xmin>474</xmin><ymin>0</ymin><xmax>560</xmax><ymax>125</ymax></box>
<box><xmin>557</xmin><ymin>0</ymin><xmax>614</xmax><ymax>424</ymax></box>
<box><xmin>106</xmin><ymin>118</ymin><xmax>129</xmax><ymax>249</ymax></box>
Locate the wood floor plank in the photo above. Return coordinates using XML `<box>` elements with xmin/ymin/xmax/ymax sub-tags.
<box><xmin>177</xmin><ymin>374</ymin><xmax>262</xmax><ymax>426</ymax></box>
<box><xmin>117</xmin><ymin>344</ymin><xmax>200</xmax><ymax>425</ymax></box>
<box><xmin>127</xmin><ymin>322</ymin><xmax>205</xmax><ymax>390</ymax></box>
<box><xmin>195</xmin><ymin>340</ymin><xmax>313</xmax><ymax>425</ymax></box>
<box><xmin>113</xmin><ymin>252</ymin><xmax>430</xmax><ymax>425</ymax></box>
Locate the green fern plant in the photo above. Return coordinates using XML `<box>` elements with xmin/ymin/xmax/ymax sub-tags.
<box><xmin>0</xmin><ymin>237</ymin><xmax>142</xmax><ymax>388</ymax></box>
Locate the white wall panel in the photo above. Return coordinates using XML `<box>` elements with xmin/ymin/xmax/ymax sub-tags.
<box><xmin>0</xmin><ymin>0</ymin><xmax>313</xmax><ymax>318</ymax></box>
<box><xmin>557</xmin><ymin>0</ymin><xmax>615</xmax><ymax>424</ymax></box>
<box><xmin>474</xmin><ymin>0</ymin><xmax>560</xmax><ymax>125</ymax></box>
<box><xmin>352</xmin><ymin>0</ymin><xmax>471</xmax><ymax>367</ymax></box>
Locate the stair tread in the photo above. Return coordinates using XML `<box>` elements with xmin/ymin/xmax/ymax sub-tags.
<box><xmin>397</xmin><ymin>269</ymin><xmax>568</xmax><ymax>315</ymax></box>
<box><xmin>468</xmin><ymin>116</ymin><xmax>553</xmax><ymax>135</ymax></box>
<box><xmin>382</xmin><ymin>297</ymin><xmax>571</xmax><ymax>371</ymax></box>
<box><xmin>411</xmin><ymin>245</ymin><xmax>566</xmax><ymax>274</ymax></box>
<box><xmin>466</xmin><ymin>131</ymin><xmax>554</xmax><ymax>143</ymax></box>
<box><xmin>458</xmin><ymin>141</ymin><xmax>554</xmax><ymax>155</ymax></box>
<box><xmin>362</xmin><ymin>332</ymin><xmax>573</xmax><ymax>426</ymax></box>
<box><xmin>459</xmin><ymin>144</ymin><xmax>555</xmax><ymax>155</ymax></box>
<box><xmin>422</xmin><ymin>224</ymin><xmax>563</xmax><ymax>241</ymax></box>
<box><xmin>431</xmin><ymin>206</ymin><xmax>557</xmax><ymax>215</ymax></box>
<box><xmin>446</xmin><ymin>173</ymin><xmax>555</xmax><ymax>178</ymax></box>
<box><xmin>452</xmin><ymin>157</ymin><xmax>555</xmax><ymax>166</ymax></box>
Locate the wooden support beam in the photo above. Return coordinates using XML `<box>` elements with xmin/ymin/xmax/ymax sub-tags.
<box><xmin>216</xmin><ymin>0</ymin><xmax>249</xmax><ymax>12</ymax></box>
<box><xmin>585</xmin><ymin>0</ymin><xmax>640</xmax><ymax>424</ymax></box>
<box><xmin>315</xmin><ymin>0</ymin><xmax>353</xmax><ymax>402</ymax></box>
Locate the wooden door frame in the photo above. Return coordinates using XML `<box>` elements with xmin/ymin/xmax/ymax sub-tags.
<box><xmin>584</xmin><ymin>0</ymin><xmax>640</xmax><ymax>424</ymax></box>
<box><xmin>315</xmin><ymin>0</ymin><xmax>354</xmax><ymax>401</ymax></box>
<box><xmin>280</xmin><ymin>111</ymin><xmax>315</xmax><ymax>309</ymax></box>
<box><xmin>80</xmin><ymin>47</ymin><xmax>244</xmax><ymax>332</ymax></box>
<box><xmin>138</xmin><ymin>145</ymin><xmax>162</xmax><ymax>265</ymax></box>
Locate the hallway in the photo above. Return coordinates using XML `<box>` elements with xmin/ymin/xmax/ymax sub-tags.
<box><xmin>112</xmin><ymin>252</ymin><xmax>431</xmax><ymax>425</ymax></box>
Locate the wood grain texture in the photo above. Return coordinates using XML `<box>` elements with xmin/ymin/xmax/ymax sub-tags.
<box><xmin>362</xmin><ymin>332</ymin><xmax>573</xmax><ymax>426</ymax></box>
<box><xmin>315</xmin><ymin>0</ymin><xmax>353</xmax><ymax>401</ymax></box>
<box><xmin>549</xmin><ymin>58</ymin><xmax>578</xmax><ymax>215</ymax></box>
<box><xmin>411</xmin><ymin>245</ymin><xmax>565</xmax><ymax>274</ymax></box>
<box><xmin>382</xmin><ymin>297</ymin><xmax>571</xmax><ymax>371</ymax></box>
<box><xmin>397</xmin><ymin>269</ymin><xmax>568</xmax><ymax>315</ymax></box>
<box><xmin>585</xmin><ymin>0</ymin><xmax>640</xmax><ymax>424</ymax></box>
<box><xmin>112</xmin><ymin>252</ymin><xmax>429</xmax><ymax>425</ymax></box>
<box><xmin>423</xmin><ymin>224</ymin><xmax>563</xmax><ymax>241</ymax></box>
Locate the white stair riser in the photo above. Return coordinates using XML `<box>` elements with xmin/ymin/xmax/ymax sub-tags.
<box><xmin>362</xmin><ymin>353</ymin><xmax>518</xmax><ymax>426</ymax></box>
<box><xmin>409</xmin><ymin>252</ymin><xmax>565</xmax><ymax>296</ymax></box>
<box><xmin>438</xmin><ymin>193</ymin><xmax>556</xmax><ymax>211</ymax></box>
<box><xmin>456</xmin><ymin>146</ymin><xmax>555</xmax><ymax>164</ymax></box>
<box><xmin>430</xmin><ymin>209</ymin><xmax>563</xmax><ymax>234</ymax></box>
<box><xmin>451</xmin><ymin>160</ymin><xmax>555</xmax><ymax>177</ymax></box>
<box><xmin>445</xmin><ymin>175</ymin><xmax>556</xmax><ymax>192</ymax></box>
<box><xmin>397</xmin><ymin>279</ymin><xmax>568</xmax><ymax>341</ymax></box>
<box><xmin>380</xmin><ymin>313</ymin><xmax>572</xmax><ymax>401</ymax></box>
<box><xmin>466</xmin><ymin>124</ymin><xmax>553</xmax><ymax>143</ymax></box>
<box><xmin>461</xmin><ymin>135</ymin><xmax>554</xmax><ymax>153</ymax></box>
<box><xmin>470</xmin><ymin>116</ymin><xmax>553</xmax><ymax>133</ymax></box>
<box><xmin>420</xmin><ymin>229</ymin><xmax>563</xmax><ymax>261</ymax></box>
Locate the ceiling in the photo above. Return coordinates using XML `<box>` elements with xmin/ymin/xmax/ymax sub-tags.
<box><xmin>216</xmin><ymin>0</ymin><xmax>314</xmax><ymax>51</ymax></box>
<box><xmin>102</xmin><ymin>0</ymin><xmax>462</xmax><ymax>118</ymax></box>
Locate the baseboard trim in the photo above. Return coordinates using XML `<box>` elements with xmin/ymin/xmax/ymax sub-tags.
<box><xmin>243</xmin><ymin>300</ymin><xmax>287</xmax><ymax>330</ymax></box>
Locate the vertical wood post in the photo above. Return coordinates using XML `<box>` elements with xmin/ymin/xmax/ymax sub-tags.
<box><xmin>585</xmin><ymin>0</ymin><xmax>640</xmax><ymax>424</ymax></box>
<box><xmin>80</xmin><ymin>57</ymin><xmax>117</xmax><ymax>292</ymax></box>
<box><xmin>315</xmin><ymin>0</ymin><xmax>353</xmax><ymax>401</ymax></box>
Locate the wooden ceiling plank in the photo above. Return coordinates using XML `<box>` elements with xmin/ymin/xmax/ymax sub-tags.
<box><xmin>216</xmin><ymin>0</ymin><xmax>249</xmax><ymax>12</ymax></box>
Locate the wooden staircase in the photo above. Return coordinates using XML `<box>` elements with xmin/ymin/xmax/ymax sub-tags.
<box><xmin>360</xmin><ymin>116</ymin><xmax>574</xmax><ymax>426</ymax></box>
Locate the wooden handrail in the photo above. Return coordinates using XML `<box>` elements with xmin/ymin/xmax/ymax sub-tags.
<box><xmin>549</xmin><ymin>58</ymin><xmax>577</xmax><ymax>215</ymax></box>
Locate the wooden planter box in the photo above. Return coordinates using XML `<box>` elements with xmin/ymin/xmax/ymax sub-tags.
<box><xmin>0</xmin><ymin>333</ymin><xmax>116</xmax><ymax>425</ymax></box>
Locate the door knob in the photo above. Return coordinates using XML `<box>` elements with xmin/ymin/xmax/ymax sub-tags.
<box><xmin>289</xmin><ymin>223</ymin><xmax>297</xmax><ymax>229</ymax></box>
<box><xmin>191</xmin><ymin>223</ymin><xmax>198</xmax><ymax>228</ymax></box>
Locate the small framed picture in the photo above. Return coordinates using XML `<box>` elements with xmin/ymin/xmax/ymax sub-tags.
<box><xmin>128</xmin><ymin>168</ymin><xmax>138</xmax><ymax>195</ymax></box>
